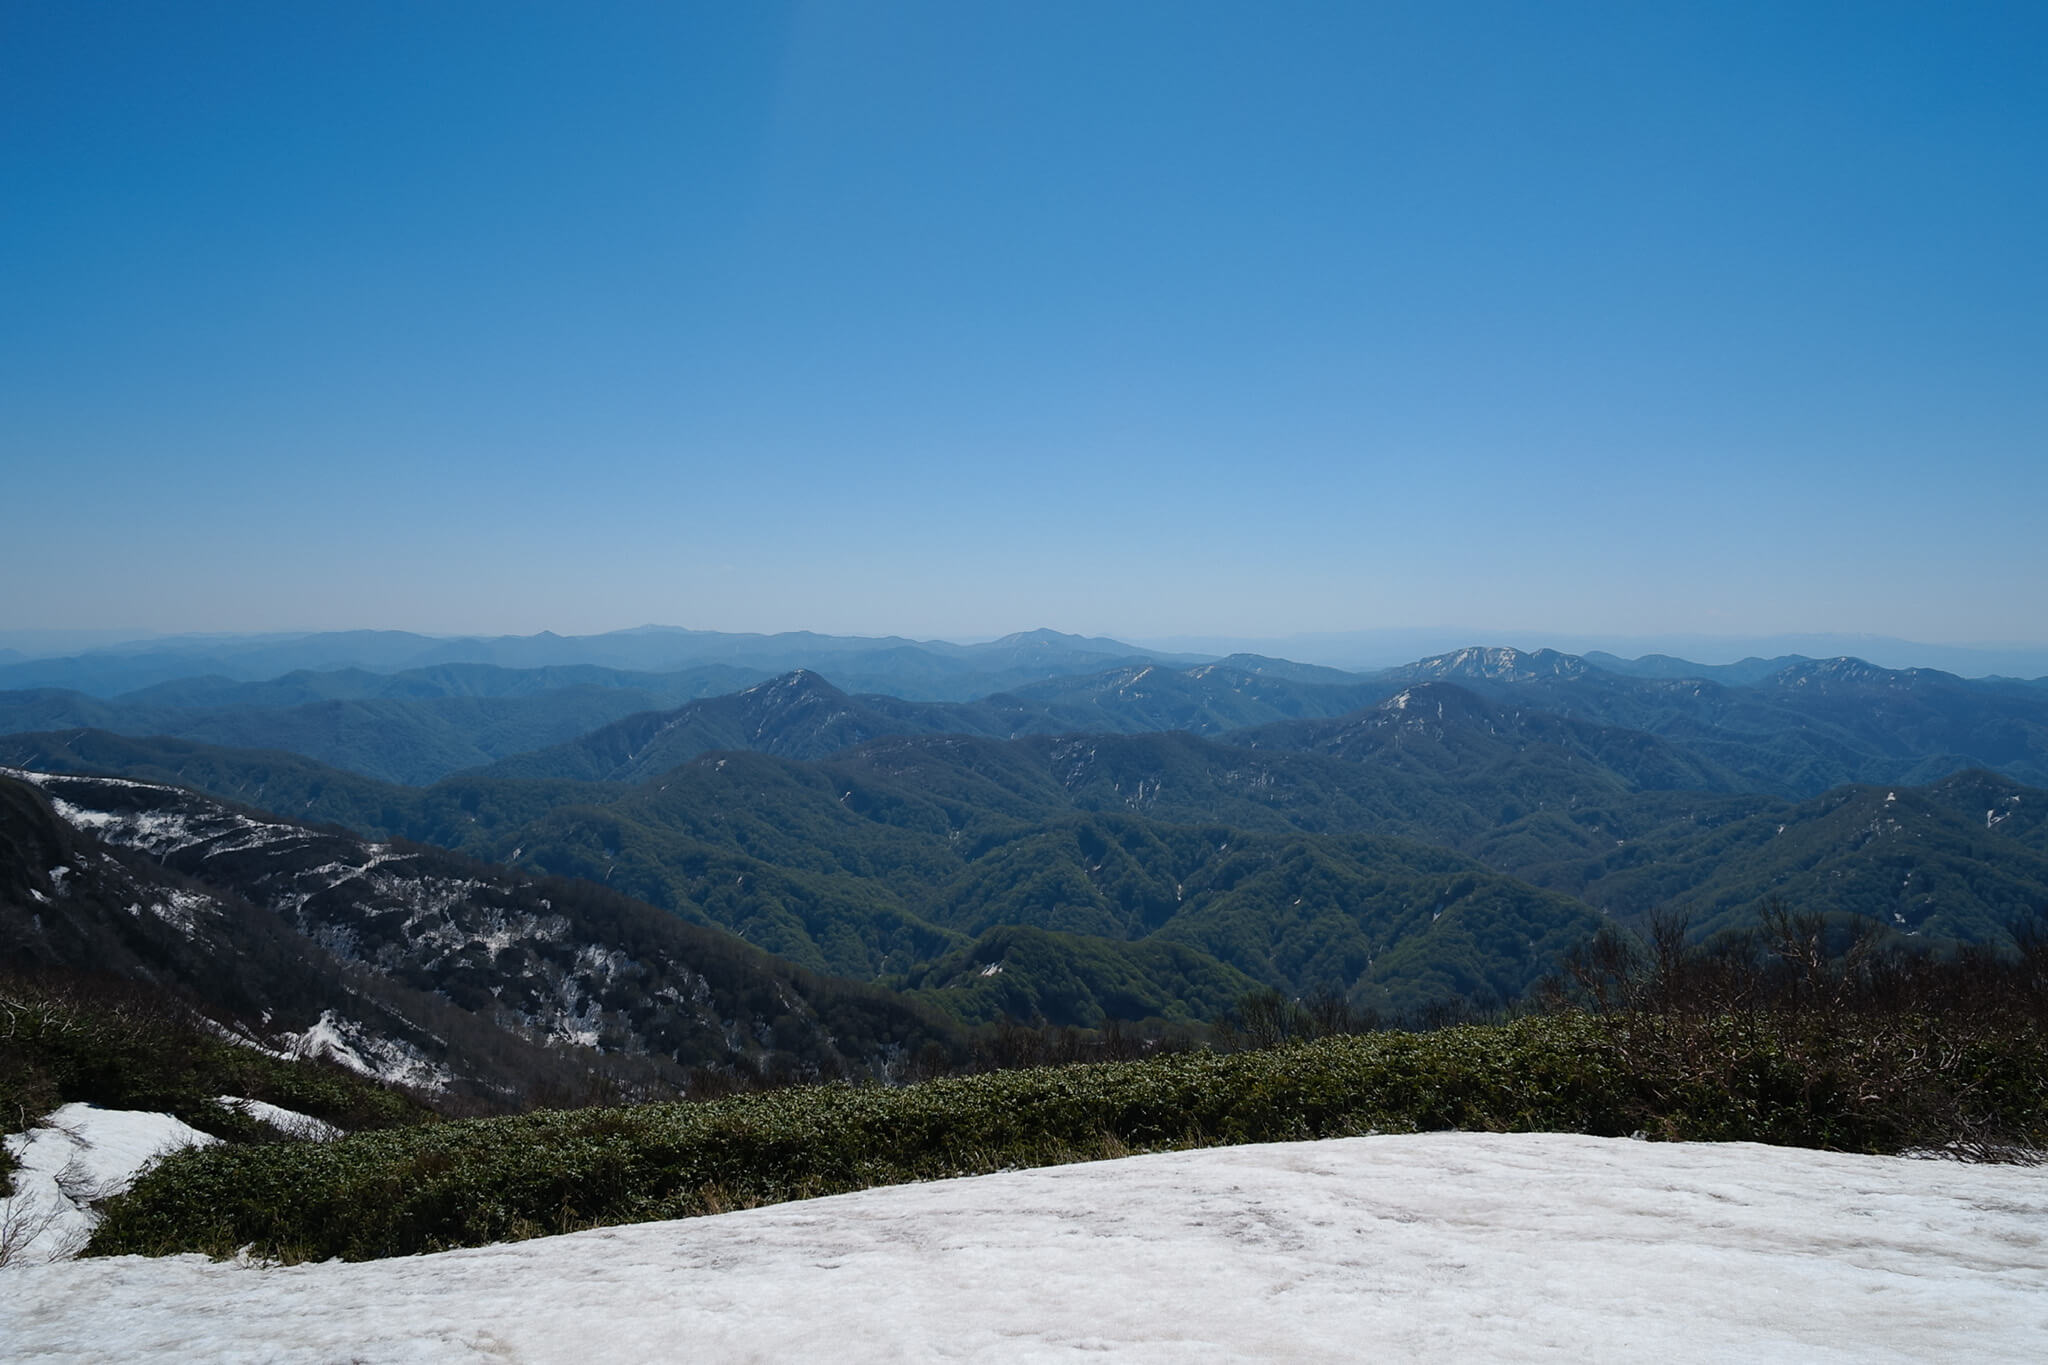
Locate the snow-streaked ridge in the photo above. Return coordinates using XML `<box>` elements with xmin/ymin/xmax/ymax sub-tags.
<box><xmin>7</xmin><ymin>767</ymin><xmax>747</xmax><ymax>1078</ymax></box>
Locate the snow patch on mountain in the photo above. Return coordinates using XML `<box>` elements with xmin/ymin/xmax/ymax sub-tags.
<box><xmin>284</xmin><ymin>1011</ymin><xmax>451</xmax><ymax>1093</ymax></box>
<box><xmin>128</xmin><ymin>887</ymin><xmax>216</xmax><ymax>938</ymax></box>
<box><xmin>213</xmin><ymin>1098</ymin><xmax>342</xmax><ymax>1143</ymax></box>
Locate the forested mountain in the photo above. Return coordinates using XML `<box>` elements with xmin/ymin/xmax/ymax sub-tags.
<box><xmin>1225</xmin><ymin>681</ymin><xmax>1747</xmax><ymax>795</ymax></box>
<box><xmin>10</xmin><ymin>711</ymin><xmax>2045</xmax><ymax>1028</ymax></box>
<box><xmin>461</xmin><ymin>650</ymin><xmax>2048</xmax><ymax>797</ymax></box>
<box><xmin>0</xmin><ymin>665</ymin><xmax>769</xmax><ymax>785</ymax></box>
<box><xmin>0</xmin><ymin>650</ymin><xmax>1383</xmax><ymax>787</ymax></box>
<box><xmin>6</xmin><ymin>711</ymin><xmax>1752</xmax><ymax>882</ymax></box>
<box><xmin>6</xmin><ymin>640</ymin><xmax>2046</xmax><ymax>1033</ymax></box>
<box><xmin>476</xmin><ymin>664</ymin><xmax>1390</xmax><ymax>784</ymax></box>
<box><xmin>465</xmin><ymin>746</ymin><xmax>1609</xmax><ymax>1014</ymax></box>
<box><xmin>0</xmin><ymin>769</ymin><xmax>960</xmax><ymax>1096</ymax></box>
<box><xmin>1465</xmin><ymin>777</ymin><xmax>2048</xmax><ymax>943</ymax></box>
<box><xmin>0</xmin><ymin>735</ymin><xmax>1609</xmax><ymax>1020</ymax></box>
<box><xmin>113</xmin><ymin>662</ymin><xmax>770</xmax><ymax>708</ymax></box>
<box><xmin>9</xmin><ymin>644</ymin><xmax>2044</xmax><ymax>797</ymax></box>
<box><xmin>1361</xmin><ymin>648</ymin><xmax>2048</xmax><ymax>792</ymax></box>
<box><xmin>474</xmin><ymin>671</ymin><xmax>947</xmax><ymax>782</ymax></box>
<box><xmin>1579</xmin><ymin>651</ymin><xmax>1809</xmax><ymax>684</ymax></box>
<box><xmin>0</xmin><ymin>728</ymin><xmax>614</xmax><ymax>855</ymax></box>
<box><xmin>0</xmin><ymin>691</ymin><xmax>693</xmax><ymax>787</ymax></box>
<box><xmin>1917</xmin><ymin>768</ymin><xmax>2048</xmax><ymax>852</ymax></box>
<box><xmin>1003</xmin><ymin>662</ymin><xmax>1387</xmax><ymax>732</ymax></box>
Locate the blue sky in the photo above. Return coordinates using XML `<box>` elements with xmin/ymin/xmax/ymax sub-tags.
<box><xmin>4</xmin><ymin>2</ymin><xmax>2044</xmax><ymax>646</ymax></box>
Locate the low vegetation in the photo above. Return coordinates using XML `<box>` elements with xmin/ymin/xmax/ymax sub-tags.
<box><xmin>87</xmin><ymin>911</ymin><xmax>2048</xmax><ymax>1262</ymax></box>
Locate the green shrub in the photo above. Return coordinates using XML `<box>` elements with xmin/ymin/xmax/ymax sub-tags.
<box><xmin>88</xmin><ymin>1008</ymin><xmax>2047</xmax><ymax>1263</ymax></box>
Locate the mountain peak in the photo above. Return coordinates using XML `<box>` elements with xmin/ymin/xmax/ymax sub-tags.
<box><xmin>740</xmin><ymin>669</ymin><xmax>846</xmax><ymax>702</ymax></box>
<box><xmin>977</xmin><ymin>628</ymin><xmax>1153</xmax><ymax>658</ymax></box>
<box><xmin>988</xmin><ymin>628</ymin><xmax>1097</xmax><ymax>650</ymax></box>
<box><xmin>1769</xmin><ymin>657</ymin><xmax>1946</xmax><ymax>690</ymax></box>
<box><xmin>1374</xmin><ymin>680</ymin><xmax>1496</xmax><ymax>725</ymax></box>
<box><xmin>1403</xmin><ymin>646</ymin><xmax>1589</xmax><ymax>683</ymax></box>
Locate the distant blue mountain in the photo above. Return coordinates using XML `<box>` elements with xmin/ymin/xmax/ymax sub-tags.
<box><xmin>0</xmin><ymin>626</ymin><xmax>1206</xmax><ymax>700</ymax></box>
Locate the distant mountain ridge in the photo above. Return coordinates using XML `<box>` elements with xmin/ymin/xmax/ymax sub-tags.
<box><xmin>481</xmin><ymin>649</ymin><xmax>2048</xmax><ymax>797</ymax></box>
<box><xmin>1350</xmin><ymin>649</ymin><xmax>2048</xmax><ymax>793</ymax></box>
<box><xmin>6</xmin><ymin>637</ymin><xmax>2047</xmax><ymax>800</ymax></box>
<box><xmin>1376</xmin><ymin>646</ymin><xmax>1593</xmax><ymax>685</ymax></box>
<box><xmin>0</xmin><ymin>626</ymin><xmax>1206</xmax><ymax>700</ymax></box>
<box><xmin>7</xmin><ymin>625</ymin><xmax>2041</xmax><ymax>695</ymax></box>
<box><xmin>472</xmin><ymin>663</ymin><xmax>1392</xmax><ymax>785</ymax></box>
<box><xmin>1580</xmin><ymin>651</ymin><xmax>1810</xmax><ymax>685</ymax></box>
<box><xmin>0</xmin><ymin>673</ymin><xmax>764</xmax><ymax>786</ymax></box>
<box><xmin>0</xmin><ymin>649</ymin><xmax>1381</xmax><ymax>787</ymax></box>
<box><xmin>1143</xmin><ymin>629</ymin><xmax>2048</xmax><ymax>679</ymax></box>
<box><xmin>476</xmin><ymin>671</ymin><xmax>906</xmax><ymax>783</ymax></box>
<box><xmin>1226</xmin><ymin>680</ymin><xmax>1748</xmax><ymax>795</ymax></box>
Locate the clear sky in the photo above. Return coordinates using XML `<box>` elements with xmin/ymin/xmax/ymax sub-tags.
<box><xmin>4</xmin><ymin>2</ymin><xmax>2044</xmax><ymax>646</ymax></box>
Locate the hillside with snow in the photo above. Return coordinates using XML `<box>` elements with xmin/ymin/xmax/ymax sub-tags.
<box><xmin>0</xmin><ymin>767</ymin><xmax>960</xmax><ymax>1101</ymax></box>
<box><xmin>4</xmin><ymin>1132</ymin><xmax>2042</xmax><ymax>1362</ymax></box>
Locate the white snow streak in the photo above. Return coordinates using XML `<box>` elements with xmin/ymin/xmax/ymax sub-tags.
<box><xmin>213</xmin><ymin>1098</ymin><xmax>342</xmax><ymax>1143</ymax></box>
<box><xmin>284</xmin><ymin>1011</ymin><xmax>451</xmax><ymax>1093</ymax></box>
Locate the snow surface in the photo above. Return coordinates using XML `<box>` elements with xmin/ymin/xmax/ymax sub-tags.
<box><xmin>3</xmin><ymin>1132</ymin><xmax>2044</xmax><ymax>1361</ymax></box>
<box><xmin>0</xmin><ymin>1105</ymin><xmax>218</xmax><ymax>1268</ymax></box>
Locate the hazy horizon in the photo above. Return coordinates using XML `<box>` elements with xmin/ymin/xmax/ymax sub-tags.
<box><xmin>6</xmin><ymin>621</ymin><xmax>2047</xmax><ymax>679</ymax></box>
<box><xmin>6</xmin><ymin>5</ymin><xmax>2043</xmax><ymax>646</ymax></box>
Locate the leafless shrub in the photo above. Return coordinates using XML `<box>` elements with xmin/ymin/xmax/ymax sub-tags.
<box><xmin>1538</xmin><ymin>902</ymin><xmax>2048</xmax><ymax>1158</ymax></box>
<box><xmin>0</xmin><ymin>1190</ymin><xmax>71</xmax><ymax>1268</ymax></box>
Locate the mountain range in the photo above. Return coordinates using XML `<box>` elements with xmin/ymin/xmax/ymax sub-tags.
<box><xmin>0</xmin><ymin>627</ymin><xmax>1188</xmax><ymax>701</ymax></box>
<box><xmin>7</xmin><ymin>642</ymin><xmax>2044</xmax><ymax>792</ymax></box>
<box><xmin>6</xmin><ymin>632</ymin><xmax>2048</xmax><ymax>1073</ymax></box>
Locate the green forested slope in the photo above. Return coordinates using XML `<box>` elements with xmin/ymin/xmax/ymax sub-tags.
<box><xmin>471</xmin><ymin>663</ymin><xmax>1391</xmax><ymax>784</ymax></box>
<box><xmin>10</xmin><ymin>692</ymin><xmax>2045</xmax><ymax>1029</ymax></box>
<box><xmin>0</xmin><ymin>682</ymin><xmax>749</xmax><ymax>785</ymax></box>
<box><xmin>1506</xmin><ymin>783</ymin><xmax>2048</xmax><ymax>943</ymax></box>
<box><xmin>1367</xmin><ymin>650</ymin><xmax>2048</xmax><ymax>793</ymax></box>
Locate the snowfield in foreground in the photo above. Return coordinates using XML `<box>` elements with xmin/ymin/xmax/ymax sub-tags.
<box><xmin>0</xmin><ymin>1105</ymin><xmax>219</xmax><ymax>1267</ymax></box>
<box><xmin>4</xmin><ymin>1132</ymin><xmax>2044</xmax><ymax>1362</ymax></box>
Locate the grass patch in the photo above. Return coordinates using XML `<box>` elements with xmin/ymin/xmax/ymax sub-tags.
<box><xmin>88</xmin><ymin>1007</ymin><xmax>2047</xmax><ymax>1263</ymax></box>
